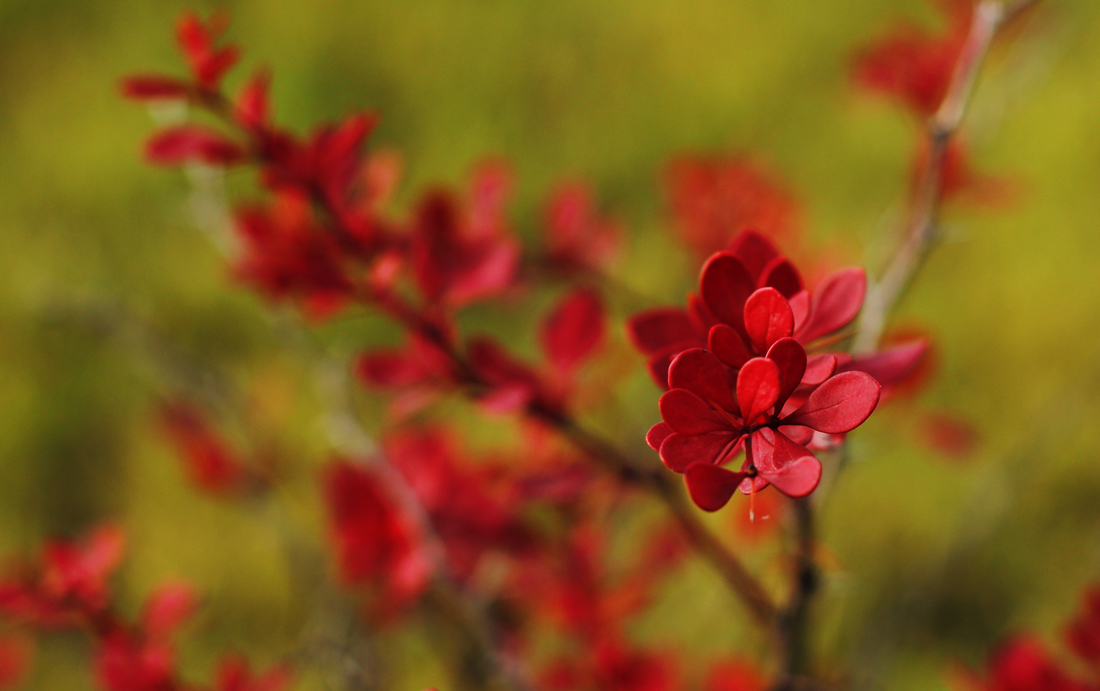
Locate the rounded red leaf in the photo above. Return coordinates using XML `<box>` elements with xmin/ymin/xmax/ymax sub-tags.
<box><xmin>659</xmin><ymin>389</ymin><xmax>728</xmax><ymax>435</ymax></box>
<box><xmin>798</xmin><ymin>267</ymin><xmax>866</xmax><ymax>343</ymax></box>
<box><xmin>760</xmin><ymin>256</ymin><xmax>804</xmax><ymax>297</ymax></box>
<box><xmin>743</xmin><ymin>287</ymin><xmax>794</xmax><ymax>353</ymax></box>
<box><xmin>668</xmin><ymin>349</ymin><xmax>737</xmax><ymax>412</ymax></box>
<box><xmin>736</xmin><ymin>358</ymin><xmax>780</xmax><ymax>425</ymax></box>
<box><xmin>765</xmin><ymin>337</ymin><xmax>807</xmax><ymax>409</ymax></box>
<box><xmin>646</xmin><ymin>422</ymin><xmax>674</xmax><ymax>453</ymax></box>
<box><xmin>699</xmin><ymin>253</ymin><xmax>755</xmax><ymax>327</ymax></box>
<box><xmin>727</xmin><ymin>229</ymin><xmax>780</xmax><ymax>281</ymax></box>
<box><xmin>785</xmin><ymin>371</ymin><xmax>881</xmax><ymax>434</ymax></box>
<box><xmin>540</xmin><ymin>289</ymin><xmax>605</xmax><ymax>376</ymax></box>
<box><xmin>761</xmin><ymin>456</ymin><xmax>821</xmax><ymax>498</ymax></box>
<box><xmin>709</xmin><ymin>324</ymin><xmax>752</xmax><ymax>369</ymax></box>
<box><xmin>845</xmin><ymin>338</ymin><xmax>928</xmax><ymax>386</ymax></box>
<box><xmin>660</xmin><ymin>431</ymin><xmax>738</xmax><ymax>472</ymax></box>
<box><xmin>684</xmin><ymin>463</ymin><xmax>748</xmax><ymax>512</ymax></box>
<box><xmin>802</xmin><ymin>354</ymin><xmax>838</xmax><ymax>386</ymax></box>
<box><xmin>627</xmin><ymin>309</ymin><xmax>698</xmax><ymax>355</ymax></box>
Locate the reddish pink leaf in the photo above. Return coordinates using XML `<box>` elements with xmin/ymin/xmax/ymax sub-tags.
<box><xmin>753</xmin><ymin>431</ymin><xmax>821</xmax><ymax>497</ymax></box>
<box><xmin>727</xmin><ymin>229</ymin><xmax>780</xmax><ymax>281</ymax></box>
<box><xmin>541</xmin><ymin>289</ymin><xmax>605</xmax><ymax>376</ymax></box>
<box><xmin>142</xmin><ymin>582</ymin><xmax>197</xmax><ymax>638</ymax></box>
<box><xmin>660</xmin><ymin>431</ymin><xmax>737</xmax><ymax>472</ymax></box>
<box><xmin>699</xmin><ymin>253</ymin><xmax>755</xmax><ymax>327</ymax></box>
<box><xmin>447</xmin><ymin>239</ymin><xmax>520</xmax><ymax>307</ymax></box>
<box><xmin>765</xmin><ymin>338</ymin><xmax>807</xmax><ymax>409</ymax></box>
<box><xmin>708</xmin><ymin>324</ymin><xmax>752</xmax><ymax>369</ymax></box>
<box><xmin>668</xmin><ymin>349</ymin><xmax>736</xmax><ymax>412</ymax></box>
<box><xmin>762</xmin><ymin>456</ymin><xmax>821</xmax><ymax>498</ymax></box>
<box><xmin>744</xmin><ymin>287</ymin><xmax>794</xmax><ymax>354</ymax></box>
<box><xmin>646</xmin><ymin>345</ymin><xmax>690</xmax><ymax>389</ymax></box>
<box><xmin>736</xmin><ymin>358</ymin><xmax>780</xmax><ymax>424</ymax></box>
<box><xmin>80</xmin><ymin>525</ymin><xmax>126</xmax><ymax>578</ymax></box>
<box><xmin>845</xmin><ymin>338</ymin><xmax>928</xmax><ymax>386</ymax></box>
<box><xmin>145</xmin><ymin>126</ymin><xmax>245</xmax><ymax>166</ymax></box>
<box><xmin>803</xmin><ymin>354</ymin><xmax>838</xmax><ymax>386</ymax></box>
<box><xmin>627</xmin><ymin>309</ymin><xmax>697</xmax><ymax>354</ymax></box>
<box><xmin>760</xmin><ymin>256</ymin><xmax>803</xmax><ymax>297</ymax></box>
<box><xmin>684</xmin><ymin>464</ymin><xmax>747</xmax><ymax>512</ymax></box>
<box><xmin>789</xmin><ymin>290</ymin><xmax>810</xmax><ymax>331</ymax></box>
<box><xmin>779</xmin><ymin>425</ymin><xmax>814</xmax><ymax>445</ymax></box>
<box><xmin>120</xmin><ymin>75</ymin><xmax>190</xmax><ymax>100</ymax></box>
<box><xmin>646</xmin><ymin>422</ymin><xmax>674</xmax><ymax>452</ymax></box>
<box><xmin>786</xmin><ymin>371</ymin><xmax>881</xmax><ymax>434</ymax></box>
<box><xmin>659</xmin><ymin>389</ymin><xmax>727</xmax><ymax>435</ymax></box>
<box><xmin>798</xmin><ymin>267</ymin><xmax>866</xmax><ymax>343</ymax></box>
<box><xmin>235</xmin><ymin>70</ymin><xmax>271</xmax><ymax>130</ymax></box>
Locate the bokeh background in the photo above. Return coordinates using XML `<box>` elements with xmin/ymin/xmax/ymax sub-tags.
<box><xmin>0</xmin><ymin>0</ymin><xmax>1098</xmax><ymax>688</ymax></box>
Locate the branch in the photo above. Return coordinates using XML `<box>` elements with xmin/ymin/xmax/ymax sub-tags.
<box><xmin>770</xmin><ymin>499</ymin><xmax>819</xmax><ymax>691</ymax></box>
<box><xmin>185</xmin><ymin>75</ymin><xmax>779</xmax><ymax>633</ymax></box>
<box><xmin>853</xmin><ymin>0</ymin><xmax>1038</xmax><ymax>353</ymax></box>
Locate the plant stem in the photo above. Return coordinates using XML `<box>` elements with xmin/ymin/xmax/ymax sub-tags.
<box><xmin>771</xmin><ymin>499</ymin><xmax>819</xmax><ymax>691</ymax></box>
<box><xmin>853</xmin><ymin>0</ymin><xmax>1037</xmax><ymax>354</ymax></box>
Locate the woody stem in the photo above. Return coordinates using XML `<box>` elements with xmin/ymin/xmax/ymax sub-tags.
<box><xmin>853</xmin><ymin>0</ymin><xmax>1038</xmax><ymax>353</ymax></box>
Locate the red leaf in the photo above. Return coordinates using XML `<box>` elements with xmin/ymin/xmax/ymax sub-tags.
<box><xmin>765</xmin><ymin>338</ymin><xmax>807</xmax><ymax>410</ymax></box>
<box><xmin>540</xmin><ymin>289</ymin><xmax>605</xmax><ymax>376</ymax></box>
<box><xmin>646</xmin><ymin>422</ymin><xmax>674</xmax><ymax>452</ymax></box>
<box><xmin>145</xmin><ymin>126</ymin><xmax>245</xmax><ymax>166</ymax></box>
<box><xmin>727</xmin><ymin>229</ymin><xmax>780</xmax><ymax>281</ymax></box>
<box><xmin>142</xmin><ymin>582</ymin><xmax>197</xmax><ymax>638</ymax></box>
<box><xmin>660</xmin><ymin>431</ymin><xmax>738</xmax><ymax>472</ymax></box>
<box><xmin>699</xmin><ymin>253</ymin><xmax>755</xmax><ymax>327</ymax></box>
<box><xmin>786</xmin><ymin>371</ymin><xmax>881</xmax><ymax>434</ymax></box>
<box><xmin>627</xmin><ymin>309</ymin><xmax>698</xmax><ymax>354</ymax></box>
<box><xmin>659</xmin><ymin>389</ymin><xmax>727</xmax><ymax>435</ymax></box>
<box><xmin>762</xmin><ymin>456</ymin><xmax>821</xmax><ymax>498</ymax></box>
<box><xmin>668</xmin><ymin>349</ymin><xmax>736</xmax><ymax>412</ymax></box>
<box><xmin>736</xmin><ymin>358</ymin><xmax>780</xmax><ymax>425</ymax></box>
<box><xmin>684</xmin><ymin>464</ymin><xmax>747</xmax><ymax>512</ymax></box>
<box><xmin>802</xmin><ymin>354</ymin><xmax>838</xmax><ymax>386</ymax></box>
<box><xmin>760</xmin><ymin>256</ymin><xmax>803</xmax><ymax>297</ymax></box>
<box><xmin>743</xmin><ymin>287</ymin><xmax>794</xmax><ymax>353</ymax></box>
<box><xmin>708</xmin><ymin>324</ymin><xmax>752</xmax><ymax>369</ymax></box>
<box><xmin>798</xmin><ymin>267</ymin><xmax>866</xmax><ymax>343</ymax></box>
<box><xmin>235</xmin><ymin>71</ymin><xmax>271</xmax><ymax>130</ymax></box>
<box><xmin>120</xmin><ymin>75</ymin><xmax>190</xmax><ymax>100</ymax></box>
<box><xmin>846</xmin><ymin>338</ymin><xmax>928</xmax><ymax>386</ymax></box>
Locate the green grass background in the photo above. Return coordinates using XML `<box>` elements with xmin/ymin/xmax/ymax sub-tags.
<box><xmin>0</xmin><ymin>0</ymin><xmax>1098</xmax><ymax>689</ymax></box>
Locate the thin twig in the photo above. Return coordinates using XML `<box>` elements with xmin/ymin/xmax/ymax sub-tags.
<box><xmin>853</xmin><ymin>0</ymin><xmax>1036</xmax><ymax>353</ymax></box>
<box><xmin>181</xmin><ymin>71</ymin><xmax>779</xmax><ymax>634</ymax></box>
<box><xmin>771</xmin><ymin>499</ymin><xmax>819</xmax><ymax>691</ymax></box>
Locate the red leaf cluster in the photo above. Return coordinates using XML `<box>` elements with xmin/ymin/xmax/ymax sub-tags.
<box><xmin>665</xmin><ymin>157</ymin><xmax>800</xmax><ymax>258</ymax></box>
<box><xmin>629</xmin><ymin>229</ymin><xmax>926</xmax><ymax>392</ymax></box>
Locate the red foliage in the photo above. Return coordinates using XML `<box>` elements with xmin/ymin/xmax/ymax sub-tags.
<box><xmin>0</xmin><ymin>525</ymin><xmax>124</xmax><ymax>627</ymax></box>
<box><xmin>852</xmin><ymin>0</ymin><xmax>972</xmax><ymax>118</ymax></box>
<box><xmin>649</xmin><ymin>345</ymin><xmax>880</xmax><ymax>509</ymax></box>
<box><xmin>322</xmin><ymin>461</ymin><xmax>432</xmax><ymax>617</ymax></box>
<box><xmin>542</xmin><ymin>182</ymin><xmax>622</xmax><ymax>274</ymax></box>
<box><xmin>158</xmin><ymin>401</ymin><xmax>251</xmax><ymax>497</ymax></box>
<box><xmin>628</xmin><ymin>229</ymin><xmax>926</xmax><ymax>395</ymax></box>
<box><xmin>665</xmin><ymin>157</ymin><xmax>800</xmax><ymax>258</ymax></box>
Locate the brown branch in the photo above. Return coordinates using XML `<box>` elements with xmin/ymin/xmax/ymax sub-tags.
<box><xmin>185</xmin><ymin>71</ymin><xmax>779</xmax><ymax>634</ymax></box>
<box><xmin>770</xmin><ymin>499</ymin><xmax>819</xmax><ymax>691</ymax></box>
<box><xmin>533</xmin><ymin>405</ymin><xmax>779</xmax><ymax>626</ymax></box>
<box><xmin>853</xmin><ymin>0</ymin><xmax>1038</xmax><ymax>353</ymax></box>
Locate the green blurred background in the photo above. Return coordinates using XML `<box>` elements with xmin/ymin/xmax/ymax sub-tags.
<box><xmin>0</xmin><ymin>0</ymin><xmax>1098</xmax><ymax>688</ymax></box>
